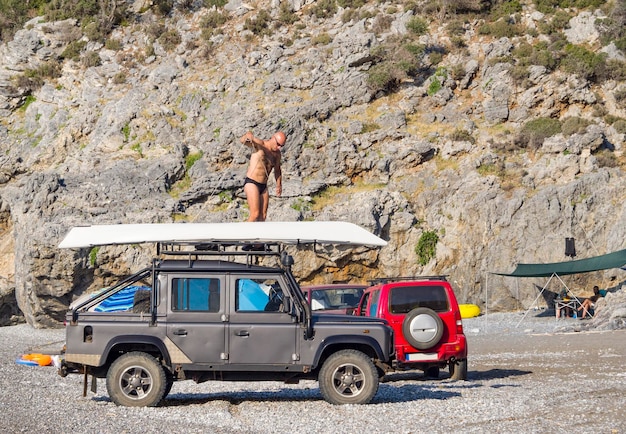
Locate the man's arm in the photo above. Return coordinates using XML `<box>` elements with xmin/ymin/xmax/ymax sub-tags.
<box><xmin>274</xmin><ymin>158</ymin><xmax>282</xmax><ymax>196</ymax></box>
<box><xmin>240</xmin><ymin>131</ymin><xmax>265</xmax><ymax>148</ymax></box>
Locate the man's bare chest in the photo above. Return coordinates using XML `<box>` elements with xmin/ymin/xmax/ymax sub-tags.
<box><xmin>252</xmin><ymin>149</ymin><xmax>276</xmax><ymax>169</ymax></box>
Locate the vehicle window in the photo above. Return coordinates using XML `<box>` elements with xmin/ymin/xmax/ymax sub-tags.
<box><xmin>171</xmin><ymin>277</ymin><xmax>220</xmax><ymax>312</ymax></box>
<box><xmin>314</xmin><ymin>287</ymin><xmax>364</xmax><ymax>310</ymax></box>
<box><xmin>92</xmin><ymin>284</ymin><xmax>151</xmax><ymax>313</ymax></box>
<box><xmin>389</xmin><ymin>285</ymin><xmax>449</xmax><ymax>313</ymax></box>
<box><xmin>236</xmin><ymin>278</ymin><xmax>284</xmax><ymax>312</ymax></box>
<box><xmin>368</xmin><ymin>290</ymin><xmax>380</xmax><ymax>316</ymax></box>
<box><xmin>311</xmin><ymin>290</ymin><xmax>330</xmax><ymax>310</ymax></box>
<box><xmin>358</xmin><ymin>292</ymin><xmax>369</xmax><ymax>316</ymax></box>
<box><xmin>81</xmin><ymin>269</ymin><xmax>155</xmax><ymax>313</ymax></box>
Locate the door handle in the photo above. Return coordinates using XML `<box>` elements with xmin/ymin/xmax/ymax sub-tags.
<box><xmin>173</xmin><ymin>329</ymin><xmax>187</xmax><ymax>336</ymax></box>
<box><xmin>235</xmin><ymin>330</ymin><xmax>249</xmax><ymax>337</ymax></box>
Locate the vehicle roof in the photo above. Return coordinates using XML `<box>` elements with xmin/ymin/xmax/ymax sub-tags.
<box><xmin>301</xmin><ymin>284</ymin><xmax>368</xmax><ymax>291</ymax></box>
<box><xmin>366</xmin><ymin>280</ymin><xmax>452</xmax><ymax>290</ymax></box>
<box><xmin>368</xmin><ymin>276</ymin><xmax>449</xmax><ymax>286</ymax></box>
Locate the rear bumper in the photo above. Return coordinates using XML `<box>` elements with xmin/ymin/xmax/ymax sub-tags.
<box><xmin>395</xmin><ymin>335</ymin><xmax>467</xmax><ymax>367</ymax></box>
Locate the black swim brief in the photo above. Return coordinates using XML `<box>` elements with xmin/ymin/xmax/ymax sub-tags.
<box><xmin>244</xmin><ymin>177</ymin><xmax>267</xmax><ymax>194</ymax></box>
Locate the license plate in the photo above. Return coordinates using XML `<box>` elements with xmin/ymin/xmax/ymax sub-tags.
<box><xmin>406</xmin><ymin>353</ymin><xmax>437</xmax><ymax>361</ymax></box>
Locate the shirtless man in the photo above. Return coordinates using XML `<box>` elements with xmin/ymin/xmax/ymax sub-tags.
<box><xmin>239</xmin><ymin>130</ymin><xmax>286</xmax><ymax>221</ymax></box>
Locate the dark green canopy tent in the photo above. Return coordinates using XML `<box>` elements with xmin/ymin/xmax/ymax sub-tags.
<box><xmin>495</xmin><ymin>248</ymin><xmax>626</xmax><ymax>278</ymax></box>
<box><xmin>491</xmin><ymin>248</ymin><xmax>626</xmax><ymax>327</ymax></box>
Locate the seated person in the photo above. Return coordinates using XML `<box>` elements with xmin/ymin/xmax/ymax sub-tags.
<box><xmin>577</xmin><ymin>285</ymin><xmax>604</xmax><ymax>319</ymax></box>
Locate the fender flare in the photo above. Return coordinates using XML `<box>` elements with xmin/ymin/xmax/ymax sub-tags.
<box><xmin>311</xmin><ymin>334</ymin><xmax>386</xmax><ymax>368</ymax></box>
<box><xmin>100</xmin><ymin>335</ymin><xmax>172</xmax><ymax>367</ymax></box>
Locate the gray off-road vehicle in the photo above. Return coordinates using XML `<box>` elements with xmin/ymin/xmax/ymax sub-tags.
<box><xmin>58</xmin><ymin>235</ymin><xmax>394</xmax><ymax>407</ymax></box>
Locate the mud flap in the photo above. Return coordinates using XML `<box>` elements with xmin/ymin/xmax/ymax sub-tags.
<box><xmin>82</xmin><ymin>367</ymin><xmax>98</xmax><ymax>396</ymax></box>
<box><xmin>82</xmin><ymin>367</ymin><xmax>88</xmax><ymax>397</ymax></box>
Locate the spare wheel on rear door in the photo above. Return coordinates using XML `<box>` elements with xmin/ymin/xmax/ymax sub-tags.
<box><xmin>402</xmin><ymin>307</ymin><xmax>444</xmax><ymax>350</ymax></box>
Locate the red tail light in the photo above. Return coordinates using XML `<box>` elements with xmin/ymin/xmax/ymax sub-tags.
<box><xmin>455</xmin><ymin>310</ymin><xmax>464</xmax><ymax>334</ymax></box>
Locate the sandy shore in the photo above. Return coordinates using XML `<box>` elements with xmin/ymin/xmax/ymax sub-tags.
<box><xmin>0</xmin><ymin>312</ymin><xmax>624</xmax><ymax>433</ymax></box>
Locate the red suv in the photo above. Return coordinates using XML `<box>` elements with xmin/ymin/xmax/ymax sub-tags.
<box><xmin>355</xmin><ymin>277</ymin><xmax>467</xmax><ymax>380</ymax></box>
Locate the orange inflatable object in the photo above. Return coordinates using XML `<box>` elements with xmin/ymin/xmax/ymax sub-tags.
<box><xmin>21</xmin><ymin>353</ymin><xmax>53</xmax><ymax>366</ymax></box>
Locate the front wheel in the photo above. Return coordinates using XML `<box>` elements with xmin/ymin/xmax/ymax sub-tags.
<box><xmin>449</xmin><ymin>359</ymin><xmax>468</xmax><ymax>381</ymax></box>
<box><xmin>318</xmin><ymin>349</ymin><xmax>379</xmax><ymax>405</ymax></box>
<box><xmin>106</xmin><ymin>352</ymin><xmax>166</xmax><ymax>407</ymax></box>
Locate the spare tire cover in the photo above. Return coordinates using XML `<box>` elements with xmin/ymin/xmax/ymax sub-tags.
<box><xmin>402</xmin><ymin>307</ymin><xmax>444</xmax><ymax>350</ymax></box>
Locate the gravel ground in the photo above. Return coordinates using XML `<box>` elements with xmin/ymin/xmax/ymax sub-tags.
<box><xmin>1</xmin><ymin>312</ymin><xmax>624</xmax><ymax>434</ymax></box>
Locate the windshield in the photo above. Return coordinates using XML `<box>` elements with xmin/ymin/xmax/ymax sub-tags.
<box><xmin>310</xmin><ymin>287</ymin><xmax>365</xmax><ymax>310</ymax></box>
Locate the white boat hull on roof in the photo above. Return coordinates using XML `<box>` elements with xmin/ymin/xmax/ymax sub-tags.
<box><xmin>58</xmin><ymin>221</ymin><xmax>387</xmax><ymax>249</ymax></box>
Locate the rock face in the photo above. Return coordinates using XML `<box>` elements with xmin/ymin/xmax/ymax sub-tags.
<box><xmin>0</xmin><ymin>5</ymin><xmax>625</xmax><ymax>327</ymax></box>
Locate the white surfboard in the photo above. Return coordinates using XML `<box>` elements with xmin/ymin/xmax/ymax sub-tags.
<box><xmin>58</xmin><ymin>221</ymin><xmax>387</xmax><ymax>248</ymax></box>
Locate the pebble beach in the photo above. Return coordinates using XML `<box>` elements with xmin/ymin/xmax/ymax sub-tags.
<box><xmin>1</xmin><ymin>311</ymin><xmax>624</xmax><ymax>433</ymax></box>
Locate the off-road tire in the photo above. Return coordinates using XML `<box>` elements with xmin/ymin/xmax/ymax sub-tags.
<box><xmin>449</xmin><ymin>359</ymin><xmax>468</xmax><ymax>381</ymax></box>
<box><xmin>106</xmin><ymin>352</ymin><xmax>166</xmax><ymax>407</ymax></box>
<box><xmin>163</xmin><ymin>372</ymin><xmax>174</xmax><ymax>399</ymax></box>
<box><xmin>402</xmin><ymin>307</ymin><xmax>444</xmax><ymax>350</ymax></box>
<box><xmin>318</xmin><ymin>349</ymin><xmax>379</xmax><ymax>405</ymax></box>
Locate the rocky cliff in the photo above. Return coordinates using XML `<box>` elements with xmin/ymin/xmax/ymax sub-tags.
<box><xmin>0</xmin><ymin>0</ymin><xmax>625</xmax><ymax>327</ymax></box>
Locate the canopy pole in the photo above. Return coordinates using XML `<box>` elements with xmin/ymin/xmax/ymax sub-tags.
<box><xmin>515</xmin><ymin>273</ymin><xmax>556</xmax><ymax>328</ymax></box>
<box><xmin>555</xmin><ymin>273</ymin><xmax>583</xmax><ymax>309</ymax></box>
<box><xmin>484</xmin><ymin>272</ymin><xmax>488</xmax><ymax>318</ymax></box>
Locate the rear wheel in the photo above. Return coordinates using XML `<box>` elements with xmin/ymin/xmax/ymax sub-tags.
<box><xmin>106</xmin><ymin>352</ymin><xmax>166</xmax><ymax>407</ymax></box>
<box><xmin>449</xmin><ymin>359</ymin><xmax>468</xmax><ymax>381</ymax></box>
<box><xmin>319</xmin><ymin>349</ymin><xmax>379</xmax><ymax>405</ymax></box>
<box><xmin>402</xmin><ymin>307</ymin><xmax>444</xmax><ymax>350</ymax></box>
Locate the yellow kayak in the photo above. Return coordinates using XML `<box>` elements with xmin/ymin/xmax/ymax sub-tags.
<box><xmin>459</xmin><ymin>304</ymin><xmax>481</xmax><ymax>319</ymax></box>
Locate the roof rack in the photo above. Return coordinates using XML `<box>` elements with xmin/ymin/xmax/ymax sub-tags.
<box><xmin>157</xmin><ymin>241</ymin><xmax>283</xmax><ymax>264</ymax></box>
<box><xmin>368</xmin><ymin>276</ymin><xmax>448</xmax><ymax>285</ymax></box>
